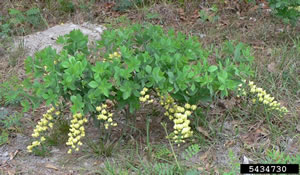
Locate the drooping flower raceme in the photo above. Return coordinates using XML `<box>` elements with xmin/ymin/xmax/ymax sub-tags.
<box><xmin>238</xmin><ymin>80</ymin><xmax>288</xmax><ymax>114</ymax></box>
<box><xmin>157</xmin><ymin>91</ymin><xmax>196</xmax><ymax>145</ymax></box>
<box><xmin>139</xmin><ymin>87</ymin><xmax>154</xmax><ymax>104</ymax></box>
<box><xmin>66</xmin><ymin>113</ymin><xmax>88</xmax><ymax>154</ymax></box>
<box><xmin>27</xmin><ymin>106</ymin><xmax>58</xmax><ymax>152</ymax></box>
<box><xmin>96</xmin><ymin>103</ymin><xmax>117</xmax><ymax>129</ymax></box>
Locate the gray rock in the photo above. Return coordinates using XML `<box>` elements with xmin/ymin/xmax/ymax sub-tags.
<box><xmin>14</xmin><ymin>22</ymin><xmax>105</xmax><ymax>57</ymax></box>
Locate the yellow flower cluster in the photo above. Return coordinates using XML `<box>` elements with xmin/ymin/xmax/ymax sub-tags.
<box><xmin>96</xmin><ymin>104</ymin><xmax>117</xmax><ymax>129</ymax></box>
<box><xmin>104</xmin><ymin>52</ymin><xmax>121</xmax><ymax>62</ymax></box>
<box><xmin>158</xmin><ymin>92</ymin><xmax>196</xmax><ymax>144</ymax></box>
<box><xmin>139</xmin><ymin>87</ymin><xmax>154</xmax><ymax>104</ymax></box>
<box><xmin>66</xmin><ymin>113</ymin><xmax>88</xmax><ymax>154</ymax></box>
<box><xmin>109</xmin><ymin>52</ymin><xmax>121</xmax><ymax>59</ymax></box>
<box><xmin>237</xmin><ymin>83</ymin><xmax>247</xmax><ymax>97</ymax></box>
<box><xmin>43</xmin><ymin>65</ymin><xmax>50</xmax><ymax>76</ymax></box>
<box><xmin>27</xmin><ymin>107</ymin><xmax>57</xmax><ymax>152</ymax></box>
<box><xmin>237</xmin><ymin>80</ymin><xmax>288</xmax><ymax>114</ymax></box>
<box><xmin>247</xmin><ymin>81</ymin><xmax>288</xmax><ymax>113</ymax></box>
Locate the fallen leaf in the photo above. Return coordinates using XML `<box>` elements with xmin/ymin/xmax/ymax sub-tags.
<box><xmin>196</xmin><ymin>126</ymin><xmax>212</xmax><ymax>140</ymax></box>
<box><xmin>218</xmin><ymin>98</ymin><xmax>236</xmax><ymax>110</ymax></box>
<box><xmin>9</xmin><ymin>149</ymin><xmax>19</xmax><ymax>161</ymax></box>
<box><xmin>45</xmin><ymin>164</ymin><xmax>59</xmax><ymax>170</ymax></box>
<box><xmin>200</xmin><ymin>151</ymin><xmax>210</xmax><ymax>161</ymax></box>
<box><xmin>267</xmin><ymin>48</ymin><xmax>272</xmax><ymax>56</ymax></box>
<box><xmin>296</xmin><ymin>124</ymin><xmax>300</xmax><ymax>133</ymax></box>
<box><xmin>205</xmin><ymin>163</ymin><xmax>211</xmax><ymax>171</ymax></box>
<box><xmin>7</xmin><ymin>169</ymin><xmax>16</xmax><ymax>175</ymax></box>
<box><xmin>241</xmin><ymin>126</ymin><xmax>269</xmax><ymax>145</ymax></box>
<box><xmin>224</xmin><ymin>140</ymin><xmax>235</xmax><ymax>148</ymax></box>
<box><xmin>267</xmin><ymin>62</ymin><xmax>276</xmax><ymax>73</ymax></box>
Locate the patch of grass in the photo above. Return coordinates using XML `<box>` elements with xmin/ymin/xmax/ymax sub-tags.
<box><xmin>0</xmin><ymin>111</ymin><xmax>23</xmax><ymax>145</ymax></box>
<box><xmin>265</xmin><ymin>149</ymin><xmax>300</xmax><ymax>164</ymax></box>
<box><xmin>0</xmin><ymin>75</ymin><xmax>26</xmax><ymax>106</ymax></box>
<box><xmin>0</xmin><ymin>7</ymin><xmax>47</xmax><ymax>37</ymax></box>
<box><xmin>31</xmin><ymin>144</ymin><xmax>51</xmax><ymax>157</ymax></box>
<box><xmin>0</xmin><ymin>131</ymin><xmax>9</xmax><ymax>146</ymax></box>
<box><xmin>153</xmin><ymin>144</ymin><xmax>173</xmax><ymax>162</ymax></box>
<box><xmin>46</xmin><ymin>118</ymin><xmax>70</xmax><ymax>146</ymax></box>
<box><xmin>85</xmin><ymin>138</ymin><xmax>120</xmax><ymax>157</ymax></box>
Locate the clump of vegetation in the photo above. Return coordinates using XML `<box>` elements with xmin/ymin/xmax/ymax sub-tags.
<box><xmin>237</xmin><ymin>80</ymin><xmax>288</xmax><ymax>114</ymax></box>
<box><xmin>0</xmin><ymin>110</ymin><xmax>23</xmax><ymax>145</ymax></box>
<box><xmin>0</xmin><ymin>7</ymin><xmax>47</xmax><ymax>37</ymax></box>
<box><xmin>267</xmin><ymin>0</ymin><xmax>300</xmax><ymax>25</ymax></box>
<box><xmin>0</xmin><ymin>75</ymin><xmax>27</xmax><ymax>106</ymax></box>
<box><xmin>21</xmin><ymin>23</ymin><xmax>289</xmax><ymax>154</ymax></box>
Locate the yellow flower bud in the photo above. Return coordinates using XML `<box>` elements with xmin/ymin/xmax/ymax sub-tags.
<box><xmin>101</xmin><ymin>109</ymin><xmax>107</xmax><ymax>115</ymax></box>
<box><xmin>256</xmin><ymin>88</ymin><xmax>262</xmax><ymax>93</ymax></box>
<box><xmin>191</xmin><ymin>105</ymin><xmax>197</xmax><ymax>110</ymax></box>
<box><xmin>74</xmin><ymin>124</ymin><xmax>80</xmax><ymax>129</ymax></box>
<box><xmin>184</xmin><ymin>104</ymin><xmax>191</xmax><ymax>109</ymax></box>
<box><xmin>140</xmin><ymin>91</ymin><xmax>146</xmax><ymax>96</ymax></box>
<box><xmin>182</xmin><ymin>127</ymin><xmax>191</xmax><ymax>134</ymax></box>
<box><xmin>78</xmin><ymin>120</ymin><xmax>84</xmax><ymax>125</ymax></box>
<box><xmin>96</xmin><ymin>106</ymin><xmax>102</xmax><ymax>112</ymax></box>
<box><xmin>40</xmin><ymin>136</ymin><xmax>46</xmax><ymax>142</ymax></box>
<box><xmin>185</xmin><ymin>110</ymin><xmax>192</xmax><ymax>116</ymax></box>
<box><xmin>67</xmin><ymin>149</ymin><xmax>72</xmax><ymax>154</ymax></box>
<box><xmin>169</xmin><ymin>108</ymin><xmax>175</xmax><ymax>113</ymax></box>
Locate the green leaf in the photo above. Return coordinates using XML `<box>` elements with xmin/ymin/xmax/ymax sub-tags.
<box><xmin>145</xmin><ymin>65</ymin><xmax>152</xmax><ymax>74</ymax></box>
<box><xmin>120</xmin><ymin>81</ymin><xmax>133</xmax><ymax>100</ymax></box>
<box><xmin>98</xmin><ymin>78</ymin><xmax>112</xmax><ymax>97</ymax></box>
<box><xmin>88</xmin><ymin>81</ymin><xmax>98</xmax><ymax>88</ymax></box>
<box><xmin>21</xmin><ymin>99</ymin><xmax>30</xmax><ymax>112</ymax></box>
<box><xmin>61</xmin><ymin>60</ymin><xmax>70</xmax><ymax>68</ymax></box>
<box><xmin>208</xmin><ymin>65</ymin><xmax>218</xmax><ymax>72</ymax></box>
<box><xmin>152</xmin><ymin>67</ymin><xmax>164</xmax><ymax>83</ymax></box>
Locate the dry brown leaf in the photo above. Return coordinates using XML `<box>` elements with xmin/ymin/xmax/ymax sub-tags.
<box><xmin>45</xmin><ymin>164</ymin><xmax>59</xmax><ymax>170</ymax></box>
<box><xmin>200</xmin><ymin>151</ymin><xmax>210</xmax><ymax>161</ymax></box>
<box><xmin>224</xmin><ymin>140</ymin><xmax>235</xmax><ymax>148</ymax></box>
<box><xmin>242</xmin><ymin>126</ymin><xmax>269</xmax><ymax>145</ymax></box>
<box><xmin>196</xmin><ymin>126</ymin><xmax>212</xmax><ymax>140</ymax></box>
<box><xmin>7</xmin><ymin>169</ymin><xmax>16</xmax><ymax>175</ymax></box>
<box><xmin>218</xmin><ymin>98</ymin><xmax>236</xmax><ymax>110</ymax></box>
<box><xmin>205</xmin><ymin>163</ymin><xmax>211</xmax><ymax>171</ymax></box>
<box><xmin>267</xmin><ymin>62</ymin><xmax>276</xmax><ymax>73</ymax></box>
<box><xmin>9</xmin><ymin>149</ymin><xmax>19</xmax><ymax>161</ymax></box>
<box><xmin>296</xmin><ymin>124</ymin><xmax>300</xmax><ymax>133</ymax></box>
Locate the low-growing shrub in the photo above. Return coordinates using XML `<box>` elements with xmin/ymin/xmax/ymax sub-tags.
<box><xmin>22</xmin><ymin>23</ymin><xmax>286</xmax><ymax>153</ymax></box>
<box><xmin>0</xmin><ymin>7</ymin><xmax>46</xmax><ymax>37</ymax></box>
<box><xmin>267</xmin><ymin>0</ymin><xmax>300</xmax><ymax>25</ymax></box>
